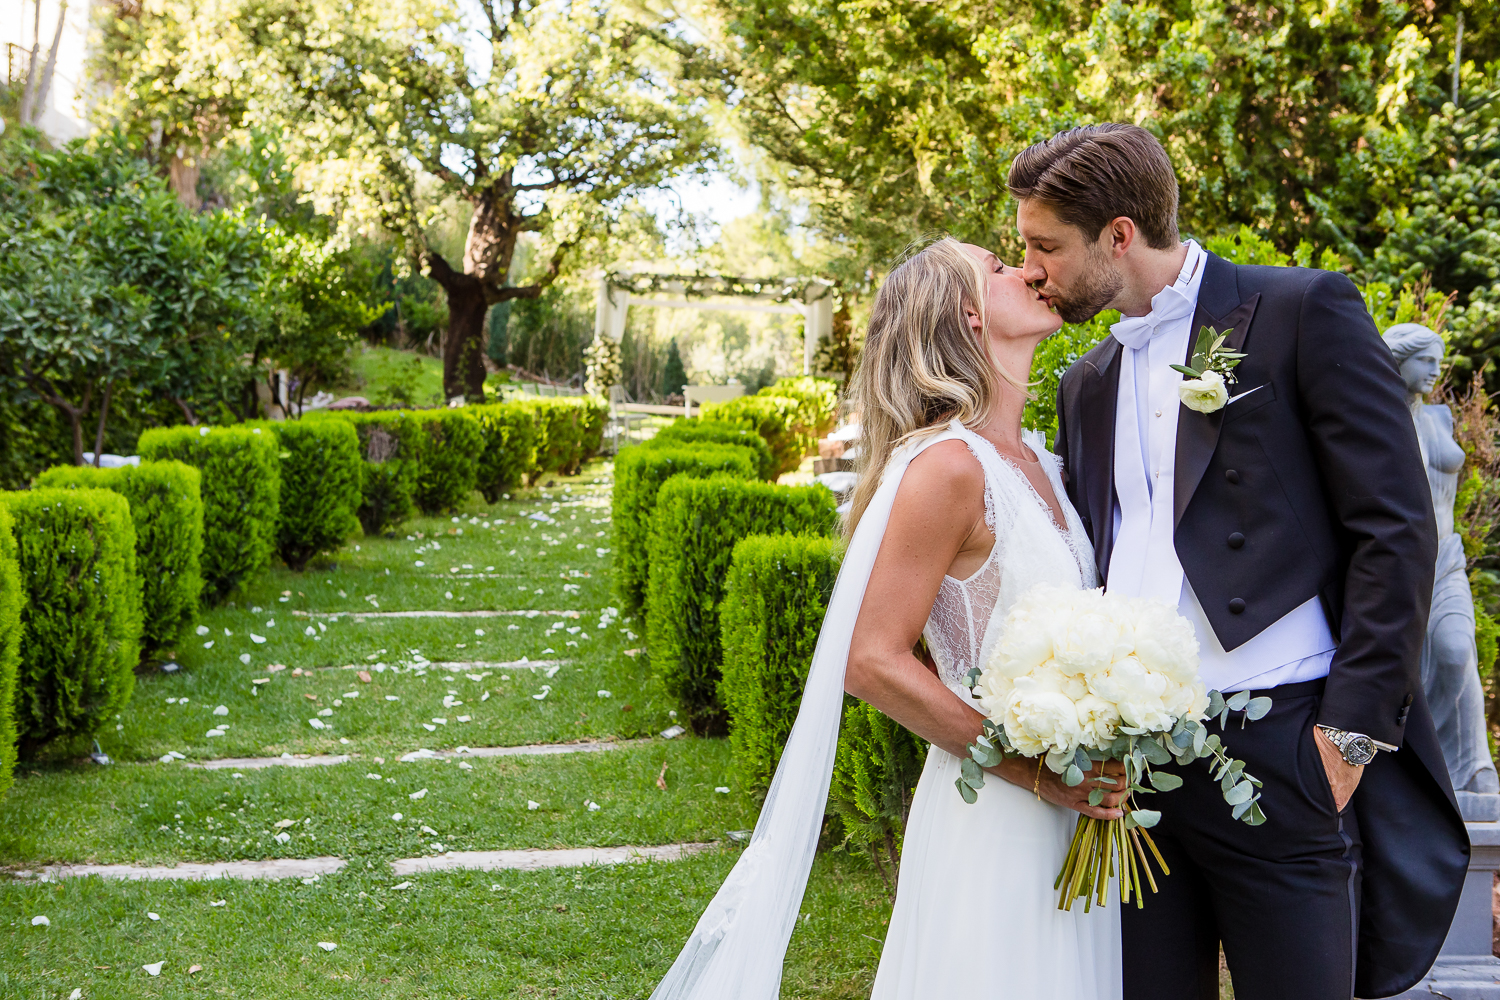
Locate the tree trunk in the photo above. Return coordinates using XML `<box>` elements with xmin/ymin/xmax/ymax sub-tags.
<box><xmin>440</xmin><ymin>278</ymin><xmax>491</xmax><ymax>402</ymax></box>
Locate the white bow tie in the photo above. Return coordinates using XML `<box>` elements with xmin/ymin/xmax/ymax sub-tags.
<box><xmin>1110</xmin><ymin>282</ymin><xmax>1196</xmax><ymax>351</ymax></box>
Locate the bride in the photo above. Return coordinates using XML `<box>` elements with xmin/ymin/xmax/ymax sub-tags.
<box><xmin>650</xmin><ymin>237</ymin><xmax>1124</xmax><ymax>1000</ymax></box>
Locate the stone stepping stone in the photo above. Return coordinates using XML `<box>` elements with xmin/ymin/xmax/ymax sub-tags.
<box><xmin>390</xmin><ymin>843</ymin><xmax>715</xmax><ymax>876</ymax></box>
<box><xmin>316</xmin><ymin>658</ymin><xmax>568</xmax><ymax>673</ymax></box>
<box><xmin>293</xmin><ymin>609</ymin><xmax>584</xmax><ymax>620</ymax></box>
<box><xmin>182</xmin><ymin>738</ymin><xmax>646</xmax><ymax>771</ymax></box>
<box><xmin>13</xmin><ymin>856</ymin><xmax>346</xmax><ymax>882</ymax></box>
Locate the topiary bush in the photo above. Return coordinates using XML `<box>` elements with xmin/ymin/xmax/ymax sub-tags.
<box><xmin>36</xmin><ymin>461</ymin><xmax>203</xmax><ymax>658</ymax></box>
<box><xmin>763</xmin><ymin>376</ymin><xmax>841</xmax><ymax>440</ymax></box>
<box><xmin>137</xmin><ymin>426</ymin><xmax>280</xmax><ymax>602</ymax></box>
<box><xmin>0</xmin><ymin>506</ymin><xmax>21</xmax><ymax>798</ymax></box>
<box><xmin>1</xmin><ymin>488</ymin><xmax>142</xmax><ymax>757</ymax></box>
<box><xmin>472</xmin><ymin>401</ymin><xmax>540</xmax><ymax>503</ymax></box>
<box><xmin>312</xmin><ymin>410</ymin><xmax>427</xmax><ymax>537</ymax></box>
<box><xmin>575</xmin><ymin>396</ymin><xmax>610</xmax><ymax>465</ymax></box>
<box><xmin>720</xmin><ymin>533</ymin><xmax>843</xmax><ymax>793</ymax></box>
<box><xmin>272</xmin><ymin>419</ymin><xmax>362</xmax><ymax>570</ymax></box>
<box><xmin>700</xmin><ymin>394</ymin><xmax>810</xmax><ymax>478</ymax></box>
<box><xmin>412</xmin><ymin>410</ymin><xmax>483</xmax><ymax>514</ymax></box>
<box><xmin>645</xmin><ymin>474</ymin><xmax>839</xmax><ymax>733</ymax></box>
<box><xmin>612</xmin><ymin>444</ymin><xmax>758</xmax><ymax>617</ymax></box>
<box><xmin>652</xmin><ymin>419</ymin><xmax>776</xmax><ymax>481</ymax></box>
<box><xmin>829</xmin><ymin>700</ymin><xmax>929</xmax><ymax>892</ymax></box>
<box><xmin>527</xmin><ymin>399</ymin><xmax>586</xmax><ymax>481</ymax></box>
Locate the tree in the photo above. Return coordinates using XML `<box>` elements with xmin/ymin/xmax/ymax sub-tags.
<box><xmin>661</xmin><ymin>338</ymin><xmax>688</xmax><ymax>397</ymax></box>
<box><xmin>98</xmin><ymin>0</ymin><xmax>723</xmax><ymax>401</ymax></box>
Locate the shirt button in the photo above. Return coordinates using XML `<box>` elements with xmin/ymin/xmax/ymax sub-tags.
<box><xmin>1155</xmin><ymin>410</ymin><xmax>1162</xmax><ymax>417</ymax></box>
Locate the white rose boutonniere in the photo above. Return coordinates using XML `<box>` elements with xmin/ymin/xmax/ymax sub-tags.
<box><xmin>1172</xmin><ymin>326</ymin><xmax>1245</xmax><ymax>414</ymax></box>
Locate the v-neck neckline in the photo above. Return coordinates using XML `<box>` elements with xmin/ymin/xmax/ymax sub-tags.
<box><xmin>965</xmin><ymin>429</ymin><xmax>1070</xmax><ymax>536</ymax></box>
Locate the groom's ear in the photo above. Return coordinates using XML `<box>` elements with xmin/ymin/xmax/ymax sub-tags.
<box><xmin>1105</xmin><ymin>216</ymin><xmax>1140</xmax><ymax>258</ymax></box>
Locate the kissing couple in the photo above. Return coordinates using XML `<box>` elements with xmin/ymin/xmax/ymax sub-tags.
<box><xmin>649</xmin><ymin>124</ymin><xmax>1470</xmax><ymax>1000</ymax></box>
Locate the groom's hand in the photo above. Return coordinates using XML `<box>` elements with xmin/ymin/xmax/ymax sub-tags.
<box><xmin>1314</xmin><ymin>726</ymin><xmax>1363</xmax><ymax>812</ymax></box>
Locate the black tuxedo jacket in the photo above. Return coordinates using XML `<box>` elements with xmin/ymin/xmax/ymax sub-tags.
<box><xmin>1055</xmin><ymin>252</ymin><xmax>1469</xmax><ymax>998</ymax></box>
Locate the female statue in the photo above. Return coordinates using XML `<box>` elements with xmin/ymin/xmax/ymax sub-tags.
<box><xmin>1384</xmin><ymin>323</ymin><xmax>1499</xmax><ymax>794</ymax></box>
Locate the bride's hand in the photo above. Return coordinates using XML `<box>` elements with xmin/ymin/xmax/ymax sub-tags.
<box><xmin>994</xmin><ymin>757</ymin><xmax>1128</xmax><ymax>820</ymax></box>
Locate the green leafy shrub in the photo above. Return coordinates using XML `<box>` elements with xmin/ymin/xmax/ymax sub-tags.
<box><xmin>700</xmin><ymin>394</ymin><xmax>809</xmax><ymax>478</ymax></box>
<box><xmin>36</xmin><ymin>461</ymin><xmax>203</xmax><ymax>657</ymax></box>
<box><xmin>612</xmin><ymin>444</ymin><xmax>758</xmax><ymax>616</ymax></box>
<box><xmin>137</xmin><ymin>426</ymin><xmax>280</xmax><ymax>602</ymax></box>
<box><xmin>575</xmin><ymin>396</ymin><xmax>609</xmax><ymax>463</ymax></box>
<box><xmin>1</xmin><ymin>488</ymin><xmax>141</xmax><ymax>757</ymax></box>
<box><xmin>311</xmin><ymin>411</ymin><xmax>427</xmax><ymax>536</ymax></box>
<box><xmin>272</xmin><ymin>419</ymin><xmax>362</xmax><ymax>570</ymax></box>
<box><xmin>411</xmin><ymin>410</ymin><xmax>483</xmax><ymax>514</ymax></box>
<box><xmin>762</xmin><ymin>376</ymin><xmax>841</xmax><ymax>439</ymax></box>
<box><xmin>527</xmin><ymin>399</ymin><xmax>585</xmax><ymax>481</ymax></box>
<box><xmin>472</xmin><ymin>402</ymin><xmax>540</xmax><ymax>502</ymax></box>
<box><xmin>0</xmin><ymin>505</ymin><xmax>20</xmax><ymax>797</ymax></box>
<box><xmin>829</xmin><ymin>700</ymin><xmax>929</xmax><ymax>893</ymax></box>
<box><xmin>652</xmin><ymin>420</ymin><xmax>776</xmax><ymax>481</ymax></box>
<box><xmin>720</xmin><ymin>533</ymin><xmax>843</xmax><ymax>792</ymax></box>
<box><xmin>646</xmin><ymin>474</ymin><xmax>839</xmax><ymax>733</ymax></box>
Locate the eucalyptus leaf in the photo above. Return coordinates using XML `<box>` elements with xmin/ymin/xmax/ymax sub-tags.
<box><xmin>955</xmin><ymin>777</ymin><xmax>977</xmax><ymax>804</ymax></box>
<box><xmin>1232</xmin><ymin>797</ymin><xmax>1252</xmax><ymax>820</ymax></box>
<box><xmin>1064</xmin><ymin>763</ymin><xmax>1085</xmax><ymax>787</ymax></box>
<box><xmin>1129</xmin><ymin>809</ymin><xmax>1162</xmax><ymax>828</ymax></box>
<box><xmin>1245</xmin><ymin>696</ymin><xmax>1273</xmax><ymax>721</ymax></box>
<box><xmin>1246</xmin><ymin>802</ymin><xmax>1268</xmax><ymax>826</ymax></box>
<box><xmin>1192</xmin><ymin>725</ymin><xmax>1208</xmax><ymax>755</ymax></box>
<box><xmin>1227</xmin><ymin>690</ymin><xmax>1251</xmax><ymax>711</ymax></box>
<box><xmin>1207</xmin><ymin>691</ymin><xmax>1226</xmax><ymax>716</ymax></box>
<box><xmin>1140</xmin><ymin>737</ymin><xmax>1172</xmax><ymax>766</ymax></box>
<box><xmin>1224</xmin><ymin>781</ymin><xmax>1254</xmax><ymax>805</ymax></box>
<box><xmin>1149</xmin><ymin>771</ymin><xmax>1184</xmax><ymax>792</ymax></box>
<box><xmin>960</xmin><ymin>757</ymin><xmax>985</xmax><ymax>788</ymax></box>
<box><xmin>1088</xmin><ymin>788</ymin><xmax>1104</xmax><ymax>807</ymax></box>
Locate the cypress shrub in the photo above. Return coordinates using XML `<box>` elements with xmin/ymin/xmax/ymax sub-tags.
<box><xmin>35</xmin><ymin>461</ymin><xmax>203</xmax><ymax>657</ymax></box>
<box><xmin>645</xmin><ymin>474</ymin><xmax>839</xmax><ymax>733</ymax></box>
<box><xmin>0</xmin><ymin>506</ymin><xmax>20</xmax><ymax>797</ymax></box>
<box><xmin>612</xmin><ymin>444</ymin><xmax>758</xmax><ymax>616</ymax></box>
<box><xmin>720</xmin><ymin>533</ymin><xmax>843</xmax><ymax>792</ymax></box>
<box><xmin>829</xmin><ymin>701</ymin><xmax>929</xmax><ymax>890</ymax></box>
<box><xmin>652</xmin><ymin>420</ymin><xmax>776</xmax><ymax>481</ymax></box>
<box><xmin>2</xmin><ymin>488</ymin><xmax>142</xmax><ymax>756</ymax></box>
<box><xmin>137</xmin><ymin>426</ymin><xmax>280</xmax><ymax>602</ymax></box>
<box><xmin>700</xmin><ymin>394</ymin><xmax>810</xmax><ymax>478</ymax></box>
<box><xmin>412</xmin><ymin>410</ymin><xmax>483</xmax><ymax>514</ymax></box>
<box><xmin>272</xmin><ymin>419</ymin><xmax>363</xmax><ymax>570</ymax></box>
<box><xmin>313</xmin><ymin>410</ymin><xmax>428</xmax><ymax>537</ymax></box>
<box><xmin>472</xmin><ymin>401</ymin><xmax>540</xmax><ymax>502</ymax></box>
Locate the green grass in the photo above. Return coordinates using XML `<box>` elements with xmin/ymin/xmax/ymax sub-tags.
<box><xmin>0</xmin><ymin>456</ymin><xmax>896</xmax><ymax>998</ymax></box>
<box><xmin>346</xmin><ymin>347</ymin><xmax>445</xmax><ymax>408</ymax></box>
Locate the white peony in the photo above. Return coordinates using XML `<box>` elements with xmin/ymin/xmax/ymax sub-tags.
<box><xmin>1179</xmin><ymin>369</ymin><xmax>1229</xmax><ymax>413</ymax></box>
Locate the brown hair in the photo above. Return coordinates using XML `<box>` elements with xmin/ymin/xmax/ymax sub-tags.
<box><xmin>1007</xmin><ymin>124</ymin><xmax>1180</xmax><ymax>250</ymax></box>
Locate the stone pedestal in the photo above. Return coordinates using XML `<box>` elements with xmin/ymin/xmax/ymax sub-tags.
<box><xmin>1390</xmin><ymin>808</ymin><xmax>1500</xmax><ymax>999</ymax></box>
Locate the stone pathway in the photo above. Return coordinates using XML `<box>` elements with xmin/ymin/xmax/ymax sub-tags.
<box><xmin>13</xmin><ymin>856</ymin><xmax>347</xmax><ymax>882</ymax></box>
<box><xmin>185</xmin><ymin>738</ymin><xmax>648</xmax><ymax>771</ymax></box>
<box><xmin>316</xmin><ymin>658</ymin><xmax>568</xmax><ymax>673</ymax></box>
<box><xmin>293</xmin><ymin>609</ymin><xmax>584</xmax><ymax>620</ymax></box>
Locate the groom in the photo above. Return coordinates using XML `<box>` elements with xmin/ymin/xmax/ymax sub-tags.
<box><xmin>1019</xmin><ymin>124</ymin><xmax>1469</xmax><ymax>1000</ymax></box>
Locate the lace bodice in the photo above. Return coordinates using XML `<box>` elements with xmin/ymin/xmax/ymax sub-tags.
<box><xmin>922</xmin><ymin>423</ymin><xmax>1097</xmax><ymax>698</ymax></box>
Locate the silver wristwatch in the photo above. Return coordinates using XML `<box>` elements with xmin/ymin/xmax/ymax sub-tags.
<box><xmin>1317</xmin><ymin>725</ymin><xmax>1398</xmax><ymax>767</ymax></box>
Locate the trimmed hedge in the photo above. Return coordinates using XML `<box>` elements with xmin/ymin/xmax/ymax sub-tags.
<box><xmin>700</xmin><ymin>394</ymin><xmax>809</xmax><ymax>478</ymax></box>
<box><xmin>138</xmin><ymin>426</ymin><xmax>280</xmax><ymax>602</ymax></box>
<box><xmin>764</xmin><ymin>376</ymin><xmax>840</xmax><ymax>440</ymax></box>
<box><xmin>0</xmin><ymin>506</ymin><xmax>20</xmax><ymax>797</ymax></box>
<box><xmin>2</xmin><ymin>488</ymin><xmax>142</xmax><ymax>756</ymax></box>
<box><xmin>829</xmin><ymin>700</ymin><xmax>929</xmax><ymax>883</ymax></box>
<box><xmin>273</xmin><ymin>419</ymin><xmax>362</xmax><ymax>570</ymax></box>
<box><xmin>652</xmin><ymin>420</ymin><xmax>776</xmax><ymax>481</ymax></box>
<box><xmin>412</xmin><ymin>410</ymin><xmax>483</xmax><ymax>514</ymax></box>
<box><xmin>36</xmin><ymin>461</ymin><xmax>204</xmax><ymax>657</ymax></box>
<box><xmin>311</xmin><ymin>410</ymin><xmax>427</xmax><ymax>537</ymax></box>
<box><xmin>527</xmin><ymin>399</ymin><xmax>585</xmax><ymax>482</ymax></box>
<box><xmin>472</xmin><ymin>402</ymin><xmax>540</xmax><ymax>502</ymax></box>
<box><xmin>645</xmin><ymin>474</ymin><xmax>839</xmax><ymax>733</ymax></box>
<box><xmin>720</xmin><ymin>533</ymin><xmax>843</xmax><ymax>792</ymax></box>
<box><xmin>612</xmin><ymin>444</ymin><xmax>759</xmax><ymax>617</ymax></box>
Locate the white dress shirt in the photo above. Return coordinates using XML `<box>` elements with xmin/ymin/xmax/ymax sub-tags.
<box><xmin>1106</xmin><ymin>241</ymin><xmax>1336</xmax><ymax>693</ymax></box>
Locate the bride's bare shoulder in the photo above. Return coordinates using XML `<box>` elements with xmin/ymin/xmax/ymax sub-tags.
<box><xmin>899</xmin><ymin>438</ymin><xmax>985</xmax><ymax>508</ymax></box>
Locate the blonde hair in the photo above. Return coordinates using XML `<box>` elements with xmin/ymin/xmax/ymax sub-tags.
<box><xmin>845</xmin><ymin>236</ymin><xmax>1025</xmax><ymax>536</ymax></box>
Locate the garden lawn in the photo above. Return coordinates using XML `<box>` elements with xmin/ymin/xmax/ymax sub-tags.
<box><xmin>0</xmin><ymin>456</ymin><xmax>897</xmax><ymax>999</ymax></box>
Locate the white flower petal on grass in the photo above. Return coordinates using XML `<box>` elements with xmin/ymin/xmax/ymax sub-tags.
<box><xmin>265</xmin><ymin>620</ymin><xmax>275</xmax><ymax>628</ymax></box>
<box><xmin>660</xmin><ymin>725</ymin><xmax>685</xmax><ymax>739</ymax></box>
<box><xmin>142</xmin><ymin>962</ymin><xmax>164</xmax><ymax>977</ymax></box>
<box><xmin>213</xmin><ymin>705</ymin><xmax>228</xmax><ymax>716</ymax></box>
<box><xmin>715</xmin><ymin>787</ymin><xmax>730</xmax><ymax>794</ymax></box>
<box><xmin>273</xmin><ymin>819</ymin><xmax>297</xmax><ymax>829</ymax></box>
<box><xmin>474</xmin><ymin>628</ymin><xmax>485</xmax><ymax>636</ymax></box>
<box><xmin>308</xmin><ymin>719</ymin><xmax>326</xmax><ymax>730</ymax></box>
<box><xmin>597</xmin><ymin>690</ymin><xmax>612</xmax><ymax>698</ymax></box>
<box><xmin>196</xmin><ymin>625</ymin><xmax>210</xmax><ymax>636</ymax></box>
<box><xmin>422</xmin><ymin>723</ymin><xmax>436</xmax><ymax>732</ymax></box>
<box><xmin>391</xmin><ymin>812</ymin><xmax>403</xmax><ymax>821</ymax></box>
<box><xmin>414</xmin><ymin>561</ymin><xmax>424</xmax><ymax>567</ymax></box>
<box><xmin>366</xmin><ymin>773</ymin><xmax>382</xmax><ymax>780</ymax></box>
<box><xmin>458</xmin><ymin>761</ymin><xmax>473</xmax><ymax>770</ymax></box>
<box><xmin>527</xmin><ymin>800</ymin><xmax>540</xmax><ymax>811</ymax></box>
<box><xmin>274</xmin><ymin>832</ymin><xmax>291</xmax><ymax>844</ymax></box>
<box><xmin>317</xmin><ymin>942</ymin><xmax>337</xmax><ymax>952</ymax></box>
<box><xmin>420</xmin><ymin>825</ymin><xmax>439</xmax><ymax>836</ymax></box>
<box><xmin>317</xmin><ymin>708</ymin><xmax>333</xmax><ymax>717</ymax></box>
<box><xmin>391</xmin><ymin>881</ymin><xmax>412</xmax><ymax>890</ymax></box>
<box><xmin>70</xmin><ymin>990</ymin><xmax>82</xmax><ymax>999</ymax></box>
<box><xmin>481</xmin><ymin>691</ymin><xmax>491</xmax><ymax>702</ymax></box>
<box><xmin>305</xmin><ymin>626</ymin><xmax>316</xmax><ymax>636</ymax></box>
<box><xmin>250</xmin><ymin>634</ymin><xmax>266</xmax><ymax>644</ymax></box>
<box><xmin>586</xmin><ymin>800</ymin><xmax>600</xmax><ymax>812</ymax></box>
<box><xmin>30</xmin><ymin>915</ymin><xmax>49</xmax><ymax>927</ymax></box>
<box><xmin>409</xmin><ymin>788</ymin><xmax>428</xmax><ymax>800</ymax></box>
<box><xmin>147</xmin><ymin>912</ymin><xmax>160</xmax><ymax>921</ymax></box>
<box><xmin>203</xmin><ymin>641</ymin><xmax>214</xmax><ymax>649</ymax></box>
<box><xmin>206</xmin><ymin>729</ymin><xmax>225</xmax><ymax>738</ymax></box>
<box><xmin>386</xmin><ymin>695</ymin><xmax>400</xmax><ymax>701</ymax></box>
<box><xmin>531</xmin><ymin>685</ymin><xmax>552</xmax><ymax>701</ymax></box>
<box><xmin>209</xmin><ymin>900</ymin><xmax>226</xmax><ymax>907</ymax></box>
<box><xmin>239</xmin><ymin>654</ymin><xmax>251</xmax><ymax>665</ymax></box>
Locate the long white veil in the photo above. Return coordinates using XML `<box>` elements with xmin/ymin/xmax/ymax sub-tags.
<box><xmin>648</xmin><ymin>423</ymin><xmax>966</xmax><ymax>1000</ymax></box>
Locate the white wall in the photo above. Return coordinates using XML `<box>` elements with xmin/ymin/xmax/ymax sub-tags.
<box><xmin>2</xmin><ymin>0</ymin><xmax>95</xmax><ymax>142</ymax></box>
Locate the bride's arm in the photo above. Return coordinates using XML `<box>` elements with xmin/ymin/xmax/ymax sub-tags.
<box><xmin>844</xmin><ymin>442</ymin><xmax>1125</xmax><ymax>820</ymax></box>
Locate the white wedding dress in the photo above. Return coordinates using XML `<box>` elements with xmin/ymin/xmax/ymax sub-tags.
<box><xmin>648</xmin><ymin>420</ymin><xmax>1119</xmax><ymax>1000</ymax></box>
<box><xmin>871</xmin><ymin>423</ymin><xmax>1120</xmax><ymax>1000</ymax></box>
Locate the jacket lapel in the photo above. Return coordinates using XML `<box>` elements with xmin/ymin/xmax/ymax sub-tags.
<box><xmin>1172</xmin><ymin>253</ymin><xmax>1260</xmax><ymax>526</ymax></box>
<box><xmin>1079</xmin><ymin>337</ymin><xmax>1122</xmax><ymax>583</ymax></box>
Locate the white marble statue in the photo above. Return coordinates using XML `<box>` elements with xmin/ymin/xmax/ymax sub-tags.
<box><xmin>1384</xmin><ymin>323</ymin><xmax>1500</xmax><ymax>794</ymax></box>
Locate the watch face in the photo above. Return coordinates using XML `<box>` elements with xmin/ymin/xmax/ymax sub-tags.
<box><xmin>1344</xmin><ymin>735</ymin><xmax>1376</xmax><ymax>766</ymax></box>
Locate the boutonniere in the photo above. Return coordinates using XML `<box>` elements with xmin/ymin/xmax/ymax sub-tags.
<box><xmin>1171</xmin><ymin>326</ymin><xmax>1246</xmax><ymax>414</ymax></box>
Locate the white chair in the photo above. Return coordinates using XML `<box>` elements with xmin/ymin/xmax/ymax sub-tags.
<box><xmin>682</xmin><ymin>384</ymin><xmax>746</xmax><ymax>417</ymax></box>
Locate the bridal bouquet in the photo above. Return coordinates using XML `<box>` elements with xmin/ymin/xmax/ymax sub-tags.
<box><xmin>957</xmin><ymin>584</ymin><xmax>1269</xmax><ymax>911</ymax></box>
